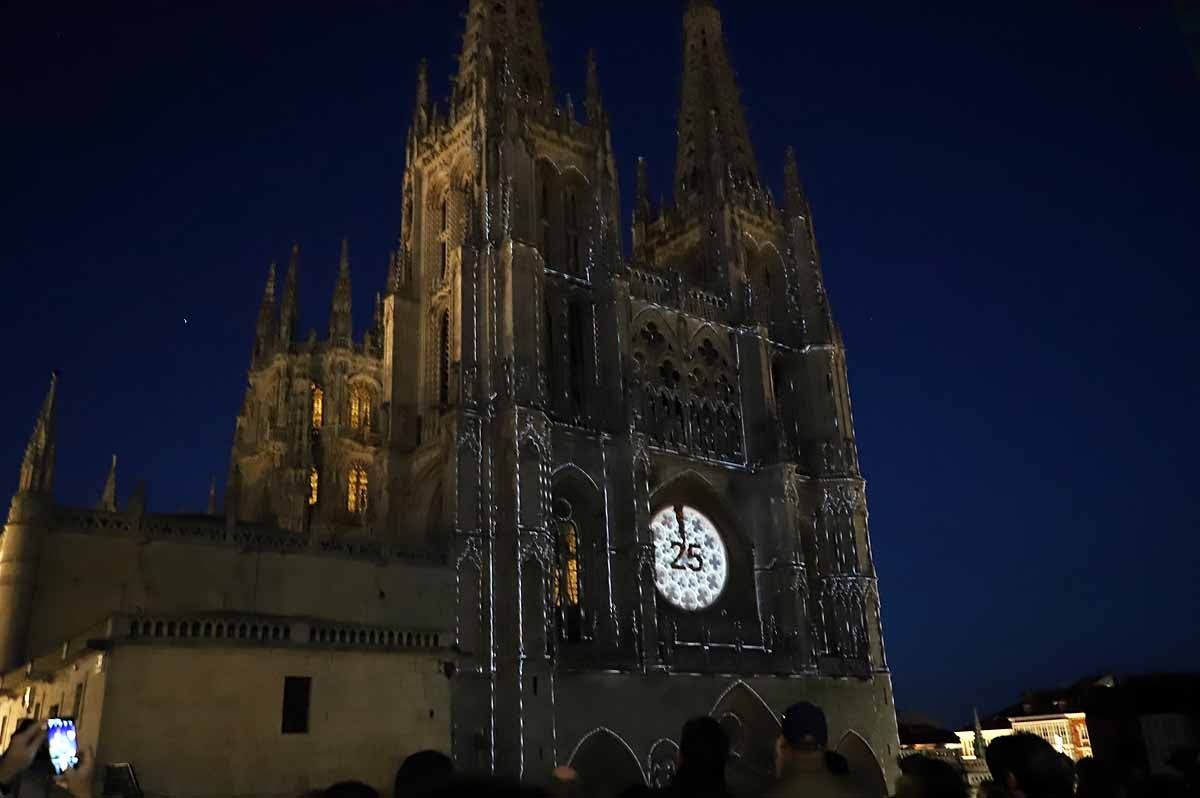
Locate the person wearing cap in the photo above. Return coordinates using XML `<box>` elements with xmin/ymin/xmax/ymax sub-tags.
<box><xmin>766</xmin><ymin>702</ymin><xmax>874</xmax><ymax>798</ymax></box>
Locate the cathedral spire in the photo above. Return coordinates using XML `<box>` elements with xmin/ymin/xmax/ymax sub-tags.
<box><xmin>585</xmin><ymin>49</ymin><xmax>604</xmax><ymax>125</ymax></box>
<box><xmin>784</xmin><ymin>146</ymin><xmax>808</xmax><ymax>220</ymax></box>
<box><xmin>97</xmin><ymin>455</ymin><xmax>117</xmax><ymax>512</ymax></box>
<box><xmin>253</xmin><ymin>263</ymin><xmax>277</xmax><ymax>363</ymax></box>
<box><xmin>278</xmin><ymin>245</ymin><xmax>299</xmax><ymax>347</ymax></box>
<box><xmin>207</xmin><ymin>475</ymin><xmax>217</xmax><ymax>516</ymax></box>
<box><xmin>414</xmin><ymin>59</ymin><xmax>430</xmax><ymax>133</ymax></box>
<box><xmin>329</xmin><ymin>238</ymin><xmax>353</xmax><ymax>346</ymax></box>
<box><xmin>674</xmin><ymin>0</ymin><xmax>761</xmax><ymax>209</ymax></box>
<box><xmin>17</xmin><ymin>372</ymin><xmax>58</xmax><ymax>496</ymax></box>
<box><xmin>973</xmin><ymin>707</ymin><xmax>987</xmax><ymax>760</ymax></box>
<box><xmin>455</xmin><ymin>0</ymin><xmax>554</xmax><ymax>105</ymax></box>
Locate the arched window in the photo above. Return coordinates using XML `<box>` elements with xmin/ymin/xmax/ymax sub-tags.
<box><xmin>539</xmin><ymin>177</ymin><xmax>551</xmax><ymax>259</ymax></box>
<box><xmin>440</xmin><ymin>196</ymin><xmax>450</xmax><ymax>279</ymax></box>
<box><xmin>439</xmin><ymin>311</ymin><xmax>451</xmax><ymax>407</ymax></box>
<box><xmin>349</xmin><ymin>384</ymin><xmax>371</xmax><ymax>431</ymax></box>
<box><xmin>543</xmin><ymin>298</ymin><xmax>556</xmax><ymax>401</ymax></box>
<box><xmin>567</xmin><ymin>302</ymin><xmax>586</xmax><ymax>411</ymax></box>
<box><xmin>347</xmin><ymin>465</ymin><xmax>369</xmax><ymax>515</ymax></box>
<box><xmin>311</xmin><ymin>385</ymin><xmax>324</xmax><ymax>430</ymax></box>
<box><xmin>308</xmin><ymin>468</ymin><xmax>319</xmax><ymax>506</ymax></box>
<box><xmin>552</xmin><ymin>498</ymin><xmax>583</xmax><ymax>642</ymax></box>
<box><xmin>566</xmin><ymin>191</ymin><xmax>580</xmax><ymax>274</ymax></box>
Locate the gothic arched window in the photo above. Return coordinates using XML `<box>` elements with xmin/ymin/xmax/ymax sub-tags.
<box><xmin>439</xmin><ymin>311</ymin><xmax>451</xmax><ymax>407</ymax></box>
<box><xmin>566</xmin><ymin>191</ymin><xmax>580</xmax><ymax>274</ymax></box>
<box><xmin>440</xmin><ymin>196</ymin><xmax>450</xmax><ymax>279</ymax></box>
<box><xmin>349</xmin><ymin>384</ymin><xmax>371</xmax><ymax>431</ymax></box>
<box><xmin>347</xmin><ymin>465</ymin><xmax>369</xmax><ymax>515</ymax></box>
<box><xmin>543</xmin><ymin>298</ymin><xmax>556</xmax><ymax>402</ymax></box>
<box><xmin>308</xmin><ymin>468</ymin><xmax>319</xmax><ymax>506</ymax></box>
<box><xmin>539</xmin><ymin>177</ymin><xmax>551</xmax><ymax>259</ymax></box>
<box><xmin>311</xmin><ymin>384</ymin><xmax>324</xmax><ymax>430</ymax></box>
<box><xmin>567</xmin><ymin>302</ymin><xmax>586</xmax><ymax>411</ymax></box>
<box><xmin>552</xmin><ymin>498</ymin><xmax>583</xmax><ymax>642</ymax></box>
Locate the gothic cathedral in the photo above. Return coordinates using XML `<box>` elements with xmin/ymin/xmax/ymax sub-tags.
<box><xmin>2</xmin><ymin>1</ymin><xmax>896</xmax><ymax>793</ymax></box>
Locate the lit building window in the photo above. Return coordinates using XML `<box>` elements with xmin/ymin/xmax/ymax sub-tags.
<box><xmin>349</xmin><ymin>384</ymin><xmax>371</xmax><ymax>431</ymax></box>
<box><xmin>347</xmin><ymin>465</ymin><xmax>369</xmax><ymax>515</ymax></box>
<box><xmin>308</xmin><ymin>468</ymin><xmax>319</xmax><ymax>506</ymax></box>
<box><xmin>552</xmin><ymin>501</ymin><xmax>581</xmax><ymax>608</ymax></box>
<box><xmin>311</xmin><ymin>385</ymin><xmax>324</xmax><ymax>429</ymax></box>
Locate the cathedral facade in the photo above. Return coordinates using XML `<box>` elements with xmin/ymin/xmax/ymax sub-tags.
<box><xmin>0</xmin><ymin>2</ymin><xmax>897</xmax><ymax>795</ymax></box>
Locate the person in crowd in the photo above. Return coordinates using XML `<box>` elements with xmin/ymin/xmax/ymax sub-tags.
<box><xmin>657</xmin><ymin>716</ymin><xmax>734</xmax><ymax>798</ymax></box>
<box><xmin>766</xmin><ymin>702</ymin><xmax>871</xmax><ymax>798</ymax></box>
<box><xmin>1075</xmin><ymin>757</ymin><xmax>1125</xmax><ymax>798</ymax></box>
<box><xmin>893</xmin><ymin>755</ymin><xmax>967</xmax><ymax>798</ymax></box>
<box><xmin>0</xmin><ymin>720</ymin><xmax>95</xmax><ymax>798</ymax></box>
<box><xmin>983</xmin><ymin>734</ymin><xmax>1074</xmax><ymax>798</ymax></box>
<box><xmin>394</xmin><ymin>750</ymin><xmax>453</xmax><ymax>798</ymax></box>
<box><xmin>322</xmin><ymin>781</ymin><xmax>380</xmax><ymax>798</ymax></box>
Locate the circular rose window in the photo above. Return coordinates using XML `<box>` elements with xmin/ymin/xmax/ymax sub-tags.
<box><xmin>650</xmin><ymin>505</ymin><xmax>728</xmax><ymax>611</ymax></box>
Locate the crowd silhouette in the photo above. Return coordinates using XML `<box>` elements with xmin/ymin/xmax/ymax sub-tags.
<box><xmin>0</xmin><ymin>701</ymin><xmax>1194</xmax><ymax>798</ymax></box>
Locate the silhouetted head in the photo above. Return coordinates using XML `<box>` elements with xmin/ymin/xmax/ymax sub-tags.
<box><xmin>394</xmin><ymin>750</ymin><xmax>453</xmax><ymax>798</ymax></box>
<box><xmin>985</xmin><ymin>734</ymin><xmax>1074</xmax><ymax>798</ymax></box>
<box><xmin>323</xmin><ymin>782</ymin><xmax>379</xmax><ymax>798</ymax></box>
<box><xmin>677</xmin><ymin>716</ymin><xmax>730</xmax><ymax>782</ymax></box>
<box><xmin>896</xmin><ymin>755</ymin><xmax>968</xmax><ymax>798</ymax></box>
<box><xmin>775</xmin><ymin>702</ymin><xmax>849</xmax><ymax>778</ymax></box>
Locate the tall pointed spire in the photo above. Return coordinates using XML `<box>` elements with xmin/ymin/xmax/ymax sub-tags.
<box><xmin>973</xmin><ymin>707</ymin><xmax>987</xmax><ymax>760</ymax></box>
<box><xmin>455</xmin><ymin>0</ymin><xmax>554</xmax><ymax>105</ymax></box>
<box><xmin>97</xmin><ymin>455</ymin><xmax>117</xmax><ymax>512</ymax></box>
<box><xmin>585</xmin><ymin>49</ymin><xmax>603</xmax><ymax>125</ymax></box>
<box><xmin>784</xmin><ymin>146</ymin><xmax>808</xmax><ymax>220</ymax></box>
<box><xmin>278</xmin><ymin>245</ymin><xmax>299</xmax><ymax>347</ymax></box>
<box><xmin>329</xmin><ymin>238</ymin><xmax>353</xmax><ymax>346</ymax></box>
<box><xmin>674</xmin><ymin>0</ymin><xmax>761</xmax><ymax>209</ymax></box>
<box><xmin>253</xmin><ymin>263</ymin><xmax>277</xmax><ymax>362</ymax></box>
<box><xmin>18</xmin><ymin>372</ymin><xmax>58</xmax><ymax>496</ymax></box>
<box><xmin>415</xmin><ymin>58</ymin><xmax>430</xmax><ymax>115</ymax></box>
<box><xmin>207</xmin><ymin>475</ymin><xmax>217</xmax><ymax>516</ymax></box>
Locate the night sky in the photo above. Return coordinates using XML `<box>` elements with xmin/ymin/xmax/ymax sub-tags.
<box><xmin>2</xmin><ymin>1</ymin><xmax>1198</xmax><ymax>730</ymax></box>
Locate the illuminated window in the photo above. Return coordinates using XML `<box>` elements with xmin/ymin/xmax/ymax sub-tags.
<box><xmin>347</xmin><ymin>465</ymin><xmax>369</xmax><ymax>515</ymax></box>
<box><xmin>308</xmin><ymin>468</ymin><xmax>319</xmax><ymax>506</ymax></box>
<box><xmin>552</xmin><ymin>500</ymin><xmax>581</xmax><ymax>608</ymax></box>
<box><xmin>438</xmin><ymin>311</ymin><xmax>451</xmax><ymax>407</ymax></box>
<box><xmin>349</xmin><ymin>384</ymin><xmax>371</xmax><ymax>431</ymax></box>
<box><xmin>311</xmin><ymin>385</ymin><xmax>324</xmax><ymax>429</ymax></box>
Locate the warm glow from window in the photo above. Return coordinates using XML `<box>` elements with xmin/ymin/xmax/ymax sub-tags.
<box><xmin>347</xmin><ymin>465</ymin><xmax>369</xmax><ymax>515</ymax></box>
<box><xmin>311</xmin><ymin>385</ymin><xmax>324</xmax><ymax>429</ymax></box>
<box><xmin>349</xmin><ymin>384</ymin><xmax>371</xmax><ymax>431</ymax></box>
<box><xmin>553</xmin><ymin>519</ymin><xmax>580</xmax><ymax>607</ymax></box>
<box><xmin>309</xmin><ymin>469</ymin><xmax>319</xmax><ymax>506</ymax></box>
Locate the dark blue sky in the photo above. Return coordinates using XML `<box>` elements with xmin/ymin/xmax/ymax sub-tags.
<box><xmin>2</xmin><ymin>1</ymin><xmax>1197</xmax><ymax>729</ymax></box>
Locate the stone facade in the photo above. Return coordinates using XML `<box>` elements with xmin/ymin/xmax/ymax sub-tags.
<box><xmin>0</xmin><ymin>0</ymin><xmax>898</xmax><ymax>793</ymax></box>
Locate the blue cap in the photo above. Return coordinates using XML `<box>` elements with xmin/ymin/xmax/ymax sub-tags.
<box><xmin>781</xmin><ymin>702</ymin><xmax>828</xmax><ymax>747</ymax></box>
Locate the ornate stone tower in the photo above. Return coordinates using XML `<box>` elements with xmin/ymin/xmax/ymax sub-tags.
<box><xmin>229</xmin><ymin>242</ymin><xmax>390</xmax><ymax>536</ymax></box>
<box><xmin>221</xmin><ymin>0</ymin><xmax>893</xmax><ymax>784</ymax></box>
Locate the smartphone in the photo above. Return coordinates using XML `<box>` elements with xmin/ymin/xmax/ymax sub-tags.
<box><xmin>46</xmin><ymin>718</ymin><xmax>79</xmax><ymax>776</ymax></box>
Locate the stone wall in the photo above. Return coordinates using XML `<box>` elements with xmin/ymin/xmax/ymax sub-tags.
<box><xmin>97</xmin><ymin>644</ymin><xmax>449</xmax><ymax>798</ymax></box>
<box><xmin>25</xmin><ymin>523</ymin><xmax>454</xmax><ymax>659</ymax></box>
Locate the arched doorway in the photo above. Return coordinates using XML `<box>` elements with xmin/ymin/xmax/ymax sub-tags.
<box><xmin>568</xmin><ymin>728</ymin><xmax>646</xmax><ymax>797</ymax></box>
<box><xmin>711</xmin><ymin>681</ymin><xmax>781</xmax><ymax>796</ymax></box>
<box><xmin>836</xmin><ymin>730</ymin><xmax>887</xmax><ymax>797</ymax></box>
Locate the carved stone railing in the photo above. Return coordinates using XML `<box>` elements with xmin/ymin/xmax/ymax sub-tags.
<box><xmin>682</xmin><ymin>287</ymin><xmax>729</xmax><ymax>323</ymax></box>
<box><xmin>629</xmin><ymin>267</ymin><xmax>676</xmax><ymax>306</ymax></box>
<box><xmin>118</xmin><ymin>613</ymin><xmax>445</xmax><ymax>651</ymax></box>
<box><xmin>49</xmin><ymin>509</ymin><xmax>430</xmax><ymax>563</ymax></box>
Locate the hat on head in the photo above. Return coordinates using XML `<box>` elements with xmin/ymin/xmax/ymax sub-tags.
<box><xmin>781</xmin><ymin>702</ymin><xmax>828</xmax><ymax>748</ymax></box>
